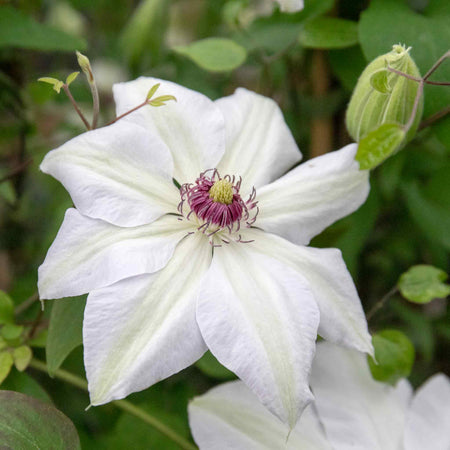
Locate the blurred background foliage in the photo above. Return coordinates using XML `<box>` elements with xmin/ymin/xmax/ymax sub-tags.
<box><xmin>0</xmin><ymin>0</ymin><xmax>448</xmax><ymax>447</ymax></box>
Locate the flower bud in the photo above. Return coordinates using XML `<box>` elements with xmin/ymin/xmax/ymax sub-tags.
<box><xmin>76</xmin><ymin>51</ymin><xmax>94</xmax><ymax>83</ymax></box>
<box><xmin>346</xmin><ymin>44</ymin><xmax>423</xmax><ymax>142</ymax></box>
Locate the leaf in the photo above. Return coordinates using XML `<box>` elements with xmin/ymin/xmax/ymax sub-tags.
<box><xmin>356</xmin><ymin>123</ymin><xmax>405</xmax><ymax>170</ymax></box>
<box><xmin>402</xmin><ymin>182</ymin><xmax>450</xmax><ymax>251</ymax></box>
<box><xmin>0</xmin><ymin>181</ymin><xmax>17</xmax><ymax>205</ymax></box>
<box><xmin>196</xmin><ymin>351</ymin><xmax>235</xmax><ymax>380</ymax></box>
<box><xmin>28</xmin><ymin>329</ymin><xmax>48</xmax><ymax>348</ymax></box>
<box><xmin>119</xmin><ymin>0</ymin><xmax>169</xmax><ymax>70</ymax></box>
<box><xmin>359</xmin><ymin>0</ymin><xmax>450</xmax><ymax>138</ymax></box>
<box><xmin>13</xmin><ymin>346</ymin><xmax>32</xmax><ymax>372</ymax></box>
<box><xmin>0</xmin><ymin>6</ymin><xmax>86</xmax><ymax>51</ymax></box>
<box><xmin>65</xmin><ymin>71</ymin><xmax>79</xmax><ymax>86</ymax></box>
<box><xmin>38</xmin><ymin>77</ymin><xmax>64</xmax><ymax>94</ymax></box>
<box><xmin>146</xmin><ymin>83</ymin><xmax>160</xmax><ymax>100</ymax></box>
<box><xmin>234</xmin><ymin>0</ymin><xmax>334</xmax><ymax>53</ymax></box>
<box><xmin>0</xmin><ymin>391</ymin><xmax>80</xmax><ymax>449</ymax></box>
<box><xmin>370</xmin><ymin>68</ymin><xmax>392</xmax><ymax>94</ymax></box>
<box><xmin>46</xmin><ymin>297</ymin><xmax>86</xmax><ymax>376</ymax></box>
<box><xmin>368</xmin><ymin>329</ymin><xmax>415</xmax><ymax>385</ymax></box>
<box><xmin>1</xmin><ymin>371</ymin><xmax>51</xmax><ymax>403</ymax></box>
<box><xmin>0</xmin><ymin>352</ymin><xmax>14</xmax><ymax>385</ymax></box>
<box><xmin>174</xmin><ymin>38</ymin><xmax>247</xmax><ymax>72</ymax></box>
<box><xmin>398</xmin><ymin>265</ymin><xmax>450</xmax><ymax>304</ymax></box>
<box><xmin>1</xmin><ymin>324</ymin><xmax>24</xmax><ymax>343</ymax></box>
<box><xmin>0</xmin><ymin>291</ymin><xmax>14</xmax><ymax>325</ymax></box>
<box><xmin>328</xmin><ymin>46</ymin><xmax>367</xmax><ymax>92</ymax></box>
<box><xmin>299</xmin><ymin>17</ymin><xmax>358</xmax><ymax>49</ymax></box>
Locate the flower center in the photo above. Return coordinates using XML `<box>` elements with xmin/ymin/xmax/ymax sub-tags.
<box><xmin>178</xmin><ymin>169</ymin><xmax>259</xmax><ymax>241</ymax></box>
<box><xmin>209</xmin><ymin>179</ymin><xmax>233</xmax><ymax>204</ymax></box>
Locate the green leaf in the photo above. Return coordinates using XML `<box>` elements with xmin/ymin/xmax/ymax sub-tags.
<box><xmin>370</xmin><ymin>68</ymin><xmax>392</xmax><ymax>94</ymax></box>
<box><xmin>0</xmin><ymin>181</ymin><xmax>16</xmax><ymax>205</ymax></box>
<box><xmin>0</xmin><ymin>6</ymin><xmax>86</xmax><ymax>51</ymax></box>
<box><xmin>120</xmin><ymin>0</ymin><xmax>169</xmax><ymax>70</ymax></box>
<box><xmin>299</xmin><ymin>17</ymin><xmax>358</xmax><ymax>49</ymax></box>
<box><xmin>174</xmin><ymin>38</ymin><xmax>247</xmax><ymax>72</ymax></box>
<box><xmin>146</xmin><ymin>83</ymin><xmax>160</xmax><ymax>101</ymax></box>
<box><xmin>402</xmin><ymin>182</ymin><xmax>450</xmax><ymax>251</ymax></box>
<box><xmin>13</xmin><ymin>346</ymin><xmax>32</xmax><ymax>372</ymax></box>
<box><xmin>356</xmin><ymin>123</ymin><xmax>405</xmax><ymax>170</ymax></box>
<box><xmin>359</xmin><ymin>0</ymin><xmax>450</xmax><ymax>138</ymax></box>
<box><xmin>368</xmin><ymin>329</ymin><xmax>415</xmax><ymax>385</ymax></box>
<box><xmin>38</xmin><ymin>77</ymin><xmax>64</xmax><ymax>93</ymax></box>
<box><xmin>1</xmin><ymin>371</ymin><xmax>51</xmax><ymax>404</ymax></box>
<box><xmin>46</xmin><ymin>297</ymin><xmax>86</xmax><ymax>376</ymax></box>
<box><xmin>0</xmin><ymin>353</ymin><xmax>14</xmax><ymax>385</ymax></box>
<box><xmin>1</xmin><ymin>324</ymin><xmax>24</xmax><ymax>343</ymax></box>
<box><xmin>0</xmin><ymin>391</ymin><xmax>80</xmax><ymax>449</ymax></box>
<box><xmin>398</xmin><ymin>265</ymin><xmax>450</xmax><ymax>304</ymax></box>
<box><xmin>0</xmin><ymin>291</ymin><xmax>14</xmax><ymax>325</ymax></box>
<box><xmin>196</xmin><ymin>351</ymin><xmax>235</xmax><ymax>380</ymax></box>
<box><xmin>234</xmin><ymin>0</ymin><xmax>334</xmax><ymax>53</ymax></box>
<box><xmin>65</xmin><ymin>71</ymin><xmax>79</xmax><ymax>86</ymax></box>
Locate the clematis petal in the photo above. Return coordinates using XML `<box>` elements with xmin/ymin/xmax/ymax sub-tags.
<box><xmin>84</xmin><ymin>233</ymin><xmax>211</xmax><ymax>405</ymax></box>
<box><xmin>275</xmin><ymin>0</ymin><xmax>304</xmax><ymax>13</ymax></box>
<box><xmin>310</xmin><ymin>342</ymin><xmax>409</xmax><ymax>450</ymax></box>
<box><xmin>38</xmin><ymin>209</ymin><xmax>192</xmax><ymax>299</ymax></box>
<box><xmin>244</xmin><ymin>229</ymin><xmax>373</xmax><ymax>355</ymax></box>
<box><xmin>256</xmin><ymin>143</ymin><xmax>370</xmax><ymax>246</ymax></box>
<box><xmin>196</xmin><ymin>242</ymin><xmax>320</xmax><ymax>428</ymax></box>
<box><xmin>404</xmin><ymin>373</ymin><xmax>450</xmax><ymax>450</ymax></box>
<box><xmin>188</xmin><ymin>381</ymin><xmax>332</xmax><ymax>450</ymax></box>
<box><xmin>113</xmin><ymin>77</ymin><xmax>225</xmax><ymax>184</ymax></box>
<box><xmin>40</xmin><ymin>121</ymin><xmax>179</xmax><ymax>227</ymax></box>
<box><xmin>216</xmin><ymin>88</ymin><xmax>301</xmax><ymax>196</ymax></box>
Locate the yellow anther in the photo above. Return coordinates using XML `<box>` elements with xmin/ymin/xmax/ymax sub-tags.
<box><xmin>209</xmin><ymin>179</ymin><xmax>234</xmax><ymax>204</ymax></box>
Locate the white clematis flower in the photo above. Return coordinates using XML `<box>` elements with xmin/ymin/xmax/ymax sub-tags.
<box><xmin>38</xmin><ymin>77</ymin><xmax>372</xmax><ymax>427</ymax></box>
<box><xmin>310</xmin><ymin>342</ymin><xmax>450</xmax><ymax>450</ymax></box>
<box><xmin>274</xmin><ymin>0</ymin><xmax>304</xmax><ymax>13</ymax></box>
<box><xmin>188</xmin><ymin>380</ymin><xmax>332</xmax><ymax>449</ymax></box>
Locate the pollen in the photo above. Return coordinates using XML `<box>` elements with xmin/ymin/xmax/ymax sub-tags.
<box><xmin>209</xmin><ymin>179</ymin><xmax>234</xmax><ymax>204</ymax></box>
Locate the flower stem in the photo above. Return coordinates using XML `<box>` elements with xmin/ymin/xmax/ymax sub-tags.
<box><xmin>63</xmin><ymin>84</ymin><xmax>91</xmax><ymax>131</ymax></box>
<box><xmin>105</xmin><ymin>100</ymin><xmax>148</xmax><ymax>126</ymax></box>
<box><xmin>367</xmin><ymin>286</ymin><xmax>398</xmax><ymax>321</ymax></box>
<box><xmin>28</xmin><ymin>358</ymin><xmax>197</xmax><ymax>450</ymax></box>
<box><xmin>90</xmin><ymin>81</ymin><xmax>100</xmax><ymax>129</ymax></box>
<box><xmin>424</xmin><ymin>50</ymin><xmax>450</xmax><ymax>80</ymax></box>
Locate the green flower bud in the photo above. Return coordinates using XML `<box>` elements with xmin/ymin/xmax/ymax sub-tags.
<box><xmin>346</xmin><ymin>44</ymin><xmax>423</xmax><ymax>142</ymax></box>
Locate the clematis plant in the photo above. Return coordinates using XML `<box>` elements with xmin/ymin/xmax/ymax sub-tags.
<box><xmin>310</xmin><ymin>343</ymin><xmax>450</xmax><ymax>450</ymax></box>
<box><xmin>38</xmin><ymin>77</ymin><xmax>372</xmax><ymax>427</ymax></box>
<box><xmin>274</xmin><ymin>0</ymin><xmax>304</xmax><ymax>13</ymax></box>
<box><xmin>188</xmin><ymin>342</ymin><xmax>450</xmax><ymax>450</ymax></box>
<box><xmin>188</xmin><ymin>380</ymin><xmax>331</xmax><ymax>449</ymax></box>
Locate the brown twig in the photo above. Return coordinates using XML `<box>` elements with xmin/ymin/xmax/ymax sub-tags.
<box><xmin>419</xmin><ymin>105</ymin><xmax>450</xmax><ymax>131</ymax></box>
<box><xmin>367</xmin><ymin>286</ymin><xmax>399</xmax><ymax>321</ymax></box>
<box><xmin>105</xmin><ymin>100</ymin><xmax>149</xmax><ymax>126</ymax></box>
<box><xmin>63</xmin><ymin>84</ymin><xmax>91</xmax><ymax>130</ymax></box>
<box><xmin>0</xmin><ymin>158</ymin><xmax>33</xmax><ymax>184</ymax></box>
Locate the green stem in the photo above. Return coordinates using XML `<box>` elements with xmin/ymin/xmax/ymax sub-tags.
<box><xmin>63</xmin><ymin>84</ymin><xmax>91</xmax><ymax>131</ymax></box>
<box><xmin>367</xmin><ymin>286</ymin><xmax>398</xmax><ymax>321</ymax></box>
<box><xmin>28</xmin><ymin>359</ymin><xmax>197</xmax><ymax>450</ymax></box>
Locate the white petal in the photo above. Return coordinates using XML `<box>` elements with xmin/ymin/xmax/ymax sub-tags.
<box><xmin>113</xmin><ymin>77</ymin><xmax>225</xmax><ymax>184</ymax></box>
<box><xmin>40</xmin><ymin>120</ymin><xmax>179</xmax><ymax>227</ymax></box>
<box><xmin>38</xmin><ymin>209</ymin><xmax>191</xmax><ymax>299</ymax></box>
<box><xmin>216</xmin><ymin>88</ymin><xmax>301</xmax><ymax>196</ymax></box>
<box><xmin>188</xmin><ymin>381</ymin><xmax>331</xmax><ymax>450</ymax></box>
<box><xmin>84</xmin><ymin>233</ymin><xmax>211</xmax><ymax>405</ymax></box>
<box><xmin>196</xmin><ymin>242</ymin><xmax>320</xmax><ymax>427</ymax></box>
<box><xmin>404</xmin><ymin>373</ymin><xmax>450</xmax><ymax>450</ymax></box>
<box><xmin>256</xmin><ymin>143</ymin><xmax>370</xmax><ymax>245</ymax></box>
<box><xmin>275</xmin><ymin>0</ymin><xmax>304</xmax><ymax>13</ymax></box>
<box><xmin>244</xmin><ymin>229</ymin><xmax>373</xmax><ymax>355</ymax></box>
<box><xmin>310</xmin><ymin>342</ymin><xmax>409</xmax><ymax>450</ymax></box>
